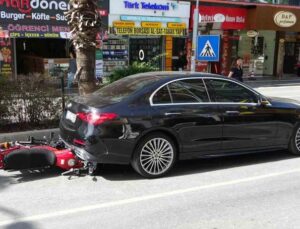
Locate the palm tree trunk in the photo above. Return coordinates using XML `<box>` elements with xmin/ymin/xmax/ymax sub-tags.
<box><xmin>66</xmin><ymin>0</ymin><xmax>101</xmax><ymax>95</ymax></box>
<box><xmin>76</xmin><ymin>47</ymin><xmax>96</xmax><ymax>95</ymax></box>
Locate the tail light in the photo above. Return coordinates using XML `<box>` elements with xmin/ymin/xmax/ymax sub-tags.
<box><xmin>76</xmin><ymin>112</ymin><xmax>117</xmax><ymax>125</ymax></box>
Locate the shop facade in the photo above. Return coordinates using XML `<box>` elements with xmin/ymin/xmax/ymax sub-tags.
<box><xmin>0</xmin><ymin>0</ymin><xmax>109</xmax><ymax>79</ymax></box>
<box><xmin>191</xmin><ymin>4</ymin><xmax>247</xmax><ymax>75</ymax></box>
<box><xmin>191</xmin><ymin>1</ymin><xmax>300</xmax><ymax>78</ymax></box>
<box><xmin>108</xmin><ymin>0</ymin><xmax>190</xmax><ymax>72</ymax></box>
<box><xmin>246</xmin><ymin>5</ymin><xmax>300</xmax><ymax>77</ymax></box>
<box><xmin>0</xmin><ymin>0</ymin><xmax>72</xmax><ymax>78</ymax></box>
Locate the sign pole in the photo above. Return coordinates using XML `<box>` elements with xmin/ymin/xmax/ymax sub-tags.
<box><xmin>191</xmin><ymin>0</ymin><xmax>200</xmax><ymax>72</ymax></box>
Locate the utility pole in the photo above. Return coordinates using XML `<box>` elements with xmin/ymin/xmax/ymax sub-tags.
<box><xmin>191</xmin><ymin>0</ymin><xmax>200</xmax><ymax>72</ymax></box>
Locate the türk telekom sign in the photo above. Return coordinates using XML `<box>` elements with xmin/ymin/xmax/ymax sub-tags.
<box><xmin>0</xmin><ymin>0</ymin><xmax>70</xmax><ymax>38</ymax></box>
<box><xmin>191</xmin><ymin>6</ymin><xmax>247</xmax><ymax>30</ymax></box>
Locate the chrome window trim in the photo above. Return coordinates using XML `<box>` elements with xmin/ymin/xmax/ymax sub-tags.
<box><xmin>151</xmin><ymin>102</ymin><xmax>258</xmax><ymax>107</ymax></box>
<box><xmin>149</xmin><ymin>76</ymin><xmax>261</xmax><ymax>106</ymax></box>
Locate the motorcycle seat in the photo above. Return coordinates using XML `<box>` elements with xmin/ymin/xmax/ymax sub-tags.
<box><xmin>4</xmin><ymin>148</ymin><xmax>56</xmax><ymax>170</ymax></box>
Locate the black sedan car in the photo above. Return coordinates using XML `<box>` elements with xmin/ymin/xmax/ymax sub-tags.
<box><xmin>60</xmin><ymin>72</ymin><xmax>300</xmax><ymax>178</ymax></box>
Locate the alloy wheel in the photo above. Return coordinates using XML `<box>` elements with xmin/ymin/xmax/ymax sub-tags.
<box><xmin>295</xmin><ymin>127</ymin><xmax>300</xmax><ymax>152</ymax></box>
<box><xmin>140</xmin><ymin>138</ymin><xmax>174</xmax><ymax>176</ymax></box>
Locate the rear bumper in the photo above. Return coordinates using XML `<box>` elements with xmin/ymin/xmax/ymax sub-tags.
<box><xmin>59</xmin><ymin>119</ymin><xmax>136</xmax><ymax>165</ymax></box>
<box><xmin>61</xmin><ymin>139</ymin><xmax>99</xmax><ymax>162</ymax></box>
<box><xmin>61</xmin><ymin>137</ymin><xmax>134</xmax><ymax>165</ymax></box>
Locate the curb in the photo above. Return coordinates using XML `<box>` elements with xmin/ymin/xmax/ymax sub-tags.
<box><xmin>0</xmin><ymin>128</ymin><xmax>59</xmax><ymax>142</ymax></box>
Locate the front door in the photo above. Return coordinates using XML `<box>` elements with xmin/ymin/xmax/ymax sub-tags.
<box><xmin>204</xmin><ymin>78</ymin><xmax>277</xmax><ymax>151</ymax></box>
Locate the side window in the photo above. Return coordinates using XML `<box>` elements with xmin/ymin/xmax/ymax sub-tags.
<box><xmin>205</xmin><ymin>79</ymin><xmax>258</xmax><ymax>103</ymax></box>
<box><xmin>181</xmin><ymin>79</ymin><xmax>210</xmax><ymax>102</ymax></box>
<box><xmin>152</xmin><ymin>79</ymin><xmax>210</xmax><ymax>104</ymax></box>
<box><xmin>152</xmin><ymin>86</ymin><xmax>171</xmax><ymax>104</ymax></box>
<box><xmin>168</xmin><ymin>79</ymin><xmax>209</xmax><ymax>103</ymax></box>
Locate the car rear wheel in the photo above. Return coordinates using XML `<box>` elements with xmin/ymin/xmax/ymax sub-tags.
<box><xmin>289</xmin><ymin>125</ymin><xmax>300</xmax><ymax>155</ymax></box>
<box><xmin>131</xmin><ymin>133</ymin><xmax>176</xmax><ymax>178</ymax></box>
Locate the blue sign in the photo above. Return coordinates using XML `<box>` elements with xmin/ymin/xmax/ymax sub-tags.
<box><xmin>123</xmin><ymin>1</ymin><xmax>171</xmax><ymax>11</ymax></box>
<box><xmin>196</xmin><ymin>35</ymin><xmax>220</xmax><ymax>62</ymax></box>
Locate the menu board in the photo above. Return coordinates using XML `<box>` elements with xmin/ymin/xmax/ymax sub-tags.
<box><xmin>0</xmin><ymin>37</ymin><xmax>14</xmax><ymax>77</ymax></box>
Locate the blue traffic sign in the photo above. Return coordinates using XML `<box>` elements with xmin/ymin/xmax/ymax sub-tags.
<box><xmin>196</xmin><ymin>35</ymin><xmax>220</xmax><ymax>62</ymax></box>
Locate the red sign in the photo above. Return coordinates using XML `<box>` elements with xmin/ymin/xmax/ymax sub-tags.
<box><xmin>191</xmin><ymin>6</ymin><xmax>247</xmax><ymax>30</ymax></box>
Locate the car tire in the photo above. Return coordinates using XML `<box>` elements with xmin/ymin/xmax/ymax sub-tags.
<box><xmin>289</xmin><ymin>124</ymin><xmax>300</xmax><ymax>155</ymax></box>
<box><xmin>131</xmin><ymin>133</ymin><xmax>177</xmax><ymax>178</ymax></box>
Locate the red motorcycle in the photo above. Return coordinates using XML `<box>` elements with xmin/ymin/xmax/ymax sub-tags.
<box><xmin>0</xmin><ymin>136</ymin><xmax>88</xmax><ymax>175</ymax></box>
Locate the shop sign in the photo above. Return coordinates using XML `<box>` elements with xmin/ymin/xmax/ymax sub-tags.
<box><xmin>113</xmin><ymin>21</ymin><xmax>135</xmax><ymax>28</ymax></box>
<box><xmin>167</xmin><ymin>23</ymin><xmax>186</xmax><ymax>29</ymax></box>
<box><xmin>0</xmin><ymin>37</ymin><xmax>14</xmax><ymax>77</ymax></box>
<box><xmin>0</xmin><ymin>0</ymin><xmax>70</xmax><ymax>38</ymax></box>
<box><xmin>109</xmin><ymin>27</ymin><xmax>186</xmax><ymax>36</ymax></box>
<box><xmin>192</xmin><ymin>6</ymin><xmax>247</xmax><ymax>30</ymax></box>
<box><xmin>274</xmin><ymin>11</ymin><xmax>297</xmax><ymax>28</ymax></box>
<box><xmin>120</xmin><ymin>15</ymin><xmax>182</xmax><ymax>23</ymax></box>
<box><xmin>110</xmin><ymin>0</ymin><xmax>190</xmax><ymax>18</ymax></box>
<box><xmin>141</xmin><ymin>22</ymin><xmax>162</xmax><ymax>28</ymax></box>
<box><xmin>247</xmin><ymin>30</ymin><xmax>259</xmax><ymax>37</ymax></box>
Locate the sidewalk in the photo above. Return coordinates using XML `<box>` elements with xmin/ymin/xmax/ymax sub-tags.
<box><xmin>244</xmin><ymin>74</ymin><xmax>300</xmax><ymax>87</ymax></box>
<box><xmin>1</xmin><ymin>74</ymin><xmax>300</xmax><ymax>142</ymax></box>
<box><xmin>0</xmin><ymin>128</ymin><xmax>59</xmax><ymax>142</ymax></box>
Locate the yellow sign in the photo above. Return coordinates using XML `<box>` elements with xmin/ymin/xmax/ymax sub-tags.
<box><xmin>167</xmin><ymin>23</ymin><xmax>187</xmax><ymax>29</ymax></box>
<box><xmin>141</xmin><ymin>22</ymin><xmax>162</xmax><ymax>28</ymax></box>
<box><xmin>113</xmin><ymin>21</ymin><xmax>135</xmax><ymax>28</ymax></box>
<box><xmin>110</xmin><ymin>27</ymin><xmax>186</xmax><ymax>36</ymax></box>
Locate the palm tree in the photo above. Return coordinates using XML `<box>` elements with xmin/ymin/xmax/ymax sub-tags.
<box><xmin>65</xmin><ymin>0</ymin><xmax>101</xmax><ymax>95</ymax></box>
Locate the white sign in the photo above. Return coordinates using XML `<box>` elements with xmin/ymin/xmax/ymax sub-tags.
<box><xmin>247</xmin><ymin>30</ymin><xmax>259</xmax><ymax>37</ymax></box>
<box><xmin>139</xmin><ymin>49</ymin><xmax>145</xmax><ymax>61</ymax></box>
<box><xmin>110</xmin><ymin>0</ymin><xmax>190</xmax><ymax>18</ymax></box>
<box><xmin>274</xmin><ymin>11</ymin><xmax>297</xmax><ymax>28</ymax></box>
<box><xmin>95</xmin><ymin>60</ymin><xmax>103</xmax><ymax>78</ymax></box>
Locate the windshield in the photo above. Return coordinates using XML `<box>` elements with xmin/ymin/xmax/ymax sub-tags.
<box><xmin>94</xmin><ymin>74</ymin><xmax>161</xmax><ymax>102</ymax></box>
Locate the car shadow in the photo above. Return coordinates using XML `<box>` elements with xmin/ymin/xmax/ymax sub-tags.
<box><xmin>5</xmin><ymin>168</ymin><xmax>64</xmax><ymax>184</ymax></box>
<box><xmin>99</xmin><ymin>150</ymin><xmax>295</xmax><ymax>181</ymax></box>
<box><xmin>0</xmin><ymin>174</ymin><xmax>12</xmax><ymax>191</ymax></box>
<box><xmin>1</xmin><ymin>150</ymin><xmax>295</xmax><ymax>182</ymax></box>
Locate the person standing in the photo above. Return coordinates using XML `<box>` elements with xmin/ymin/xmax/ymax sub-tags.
<box><xmin>177</xmin><ymin>51</ymin><xmax>187</xmax><ymax>71</ymax></box>
<box><xmin>228</xmin><ymin>57</ymin><xmax>244</xmax><ymax>82</ymax></box>
<box><xmin>67</xmin><ymin>52</ymin><xmax>77</xmax><ymax>89</ymax></box>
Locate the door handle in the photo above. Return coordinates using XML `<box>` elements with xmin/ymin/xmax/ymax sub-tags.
<box><xmin>225</xmin><ymin>111</ymin><xmax>240</xmax><ymax>115</ymax></box>
<box><xmin>164</xmin><ymin>112</ymin><xmax>182</xmax><ymax>116</ymax></box>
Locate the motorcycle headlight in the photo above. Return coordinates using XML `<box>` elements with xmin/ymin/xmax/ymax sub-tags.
<box><xmin>67</xmin><ymin>159</ymin><xmax>76</xmax><ymax>167</ymax></box>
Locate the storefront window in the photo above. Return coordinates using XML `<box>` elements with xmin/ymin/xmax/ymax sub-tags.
<box><xmin>129</xmin><ymin>37</ymin><xmax>162</xmax><ymax>70</ymax></box>
<box><xmin>238</xmin><ymin>31</ymin><xmax>276</xmax><ymax>77</ymax></box>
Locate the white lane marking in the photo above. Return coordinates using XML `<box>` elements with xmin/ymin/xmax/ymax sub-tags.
<box><xmin>1</xmin><ymin>168</ymin><xmax>300</xmax><ymax>226</ymax></box>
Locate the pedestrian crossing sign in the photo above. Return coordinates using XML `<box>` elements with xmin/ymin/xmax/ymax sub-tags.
<box><xmin>196</xmin><ymin>35</ymin><xmax>220</xmax><ymax>62</ymax></box>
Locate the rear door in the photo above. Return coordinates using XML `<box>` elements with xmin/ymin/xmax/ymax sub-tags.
<box><xmin>151</xmin><ymin>78</ymin><xmax>223</xmax><ymax>156</ymax></box>
<box><xmin>204</xmin><ymin>78</ymin><xmax>277</xmax><ymax>151</ymax></box>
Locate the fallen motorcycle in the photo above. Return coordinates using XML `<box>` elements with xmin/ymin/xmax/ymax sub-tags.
<box><xmin>0</xmin><ymin>135</ymin><xmax>91</xmax><ymax>176</ymax></box>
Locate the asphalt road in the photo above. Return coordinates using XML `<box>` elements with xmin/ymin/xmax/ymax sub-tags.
<box><xmin>1</xmin><ymin>85</ymin><xmax>300</xmax><ymax>229</ymax></box>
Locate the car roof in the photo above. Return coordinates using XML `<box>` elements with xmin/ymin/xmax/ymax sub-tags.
<box><xmin>128</xmin><ymin>71</ymin><xmax>227</xmax><ymax>81</ymax></box>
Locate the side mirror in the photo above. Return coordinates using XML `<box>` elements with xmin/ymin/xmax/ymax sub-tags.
<box><xmin>259</xmin><ymin>97</ymin><xmax>271</xmax><ymax>107</ymax></box>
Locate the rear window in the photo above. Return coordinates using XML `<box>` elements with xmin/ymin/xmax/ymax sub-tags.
<box><xmin>94</xmin><ymin>75</ymin><xmax>160</xmax><ymax>102</ymax></box>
